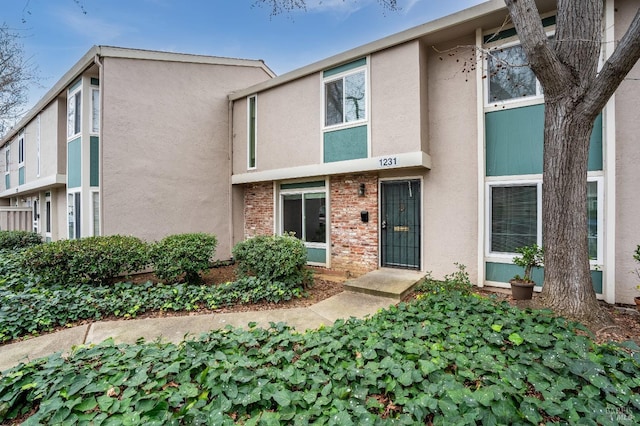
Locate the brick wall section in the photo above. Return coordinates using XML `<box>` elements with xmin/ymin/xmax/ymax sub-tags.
<box><xmin>244</xmin><ymin>182</ymin><xmax>274</xmax><ymax>238</ymax></box>
<box><xmin>330</xmin><ymin>173</ymin><xmax>378</xmax><ymax>277</ymax></box>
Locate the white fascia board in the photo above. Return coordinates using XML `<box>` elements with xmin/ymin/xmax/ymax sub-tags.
<box><xmin>0</xmin><ymin>174</ymin><xmax>66</xmax><ymax>198</ymax></box>
<box><xmin>232</xmin><ymin>151</ymin><xmax>432</xmax><ymax>184</ymax></box>
<box><xmin>229</xmin><ymin>0</ymin><xmax>507</xmax><ymax>100</ymax></box>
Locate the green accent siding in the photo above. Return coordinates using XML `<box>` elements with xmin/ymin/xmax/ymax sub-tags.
<box><xmin>90</xmin><ymin>136</ymin><xmax>99</xmax><ymax>187</ymax></box>
<box><xmin>323</xmin><ymin>58</ymin><xmax>367</xmax><ymax>78</ymax></box>
<box><xmin>18</xmin><ymin>167</ymin><xmax>25</xmax><ymax>185</ymax></box>
<box><xmin>306</xmin><ymin>247</ymin><xmax>326</xmax><ymax>264</ymax></box>
<box><xmin>281</xmin><ymin>181</ymin><xmax>325</xmax><ymax>190</ymax></box>
<box><xmin>588</xmin><ymin>114</ymin><xmax>603</xmax><ymax>171</ymax></box>
<box><xmin>486</xmin><ymin>262</ymin><xmax>603</xmax><ymax>293</ymax></box>
<box><xmin>67</xmin><ymin>137</ymin><xmax>82</xmax><ymax>189</ymax></box>
<box><xmin>486</xmin><ymin>105</ymin><xmax>603</xmax><ymax>176</ymax></box>
<box><xmin>324</xmin><ymin>125</ymin><xmax>368</xmax><ymax>163</ymax></box>
<box><xmin>5</xmin><ymin>174</ymin><xmax>9</xmax><ymax>190</ymax></box>
<box><xmin>486</xmin><ymin>104</ymin><xmax>544</xmax><ymax>176</ymax></box>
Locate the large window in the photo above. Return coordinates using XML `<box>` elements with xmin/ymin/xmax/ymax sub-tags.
<box><xmin>67</xmin><ymin>89</ymin><xmax>81</xmax><ymax>138</ymax></box>
<box><xmin>490</xmin><ymin>184</ymin><xmax>539</xmax><ymax>253</ymax></box>
<box><xmin>247</xmin><ymin>95</ymin><xmax>257</xmax><ymax>169</ymax></box>
<box><xmin>488</xmin><ymin>178</ymin><xmax>602</xmax><ymax>262</ymax></box>
<box><xmin>282</xmin><ymin>192</ymin><xmax>326</xmax><ymax>243</ymax></box>
<box><xmin>324</xmin><ymin>69</ymin><xmax>366</xmax><ymax>127</ymax></box>
<box><xmin>487</xmin><ymin>43</ymin><xmax>541</xmax><ymax>104</ymax></box>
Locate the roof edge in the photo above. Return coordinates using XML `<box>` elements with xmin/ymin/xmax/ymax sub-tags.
<box><xmin>229</xmin><ymin>0</ymin><xmax>504</xmax><ymax>100</ymax></box>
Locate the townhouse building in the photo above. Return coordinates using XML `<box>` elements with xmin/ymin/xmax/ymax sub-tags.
<box><xmin>2</xmin><ymin>0</ymin><xmax>638</xmax><ymax>304</ymax></box>
<box><xmin>229</xmin><ymin>0</ymin><xmax>640</xmax><ymax>304</ymax></box>
<box><xmin>0</xmin><ymin>46</ymin><xmax>274</xmax><ymax>258</ymax></box>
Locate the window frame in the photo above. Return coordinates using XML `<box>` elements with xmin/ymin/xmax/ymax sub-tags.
<box><xmin>486</xmin><ymin>177</ymin><xmax>603</xmax><ymax>264</ymax></box>
<box><xmin>279</xmin><ymin>182</ymin><xmax>328</xmax><ymax>265</ymax></box>
<box><xmin>67</xmin><ymin>191</ymin><xmax>81</xmax><ymax>240</ymax></box>
<box><xmin>67</xmin><ymin>87</ymin><xmax>82</xmax><ymax>139</ymax></box>
<box><xmin>91</xmin><ymin>87</ymin><xmax>100</xmax><ymax>134</ymax></box>
<box><xmin>91</xmin><ymin>190</ymin><xmax>100</xmax><ymax>236</ymax></box>
<box><xmin>247</xmin><ymin>94</ymin><xmax>257</xmax><ymax>170</ymax></box>
<box><xmin>322</xmin><ymin>65</ymin><xmax>368</xmax><ymax>130</ymax></box>
<box><xmin>17</xmin><ymin>132</ymin><xmax>25</xmax><ymax>166</ymax></box>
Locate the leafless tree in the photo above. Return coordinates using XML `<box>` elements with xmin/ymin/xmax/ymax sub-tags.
<box><xmin>0</xmin><ymin>24</ymin><xmax>36</xmax><ymax>137</ymax></box>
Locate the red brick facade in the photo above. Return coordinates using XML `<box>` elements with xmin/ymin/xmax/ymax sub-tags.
<box><xmin>330</xmin><ymin>173</ymin><xmax>379</xmax><ymax>277</ymax></box>
<box><xmin>242</xmin><ymin>174</ymin><xmax>380</xmax><ymax>277</ymax></box>
<box><xmin>244</xmin><ymin>182</ymin><xmax>274</xmax><ymax>238</ymax></box>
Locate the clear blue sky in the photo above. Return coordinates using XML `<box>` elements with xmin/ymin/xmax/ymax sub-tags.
<box><xmin>4</xmin><ymin>0</ymin><xmax>486</xmax><ymax>112</ymax></box>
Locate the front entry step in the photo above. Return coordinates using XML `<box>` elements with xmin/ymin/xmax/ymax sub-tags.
<box><xmin>343</xmin><ymin>268</ymin><xmax>424</xmax><ymax>300</ymax></box>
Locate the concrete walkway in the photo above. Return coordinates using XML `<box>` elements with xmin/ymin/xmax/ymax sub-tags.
<box><xmin>0</xmin><ymin>268</ymin><xmax>423</xmax><ymax>372</ymax></box>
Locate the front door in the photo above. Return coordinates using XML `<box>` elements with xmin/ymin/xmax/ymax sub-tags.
<box><xmin>381</xmin><ymin>179</ymin><xmax>421</xmax><ymax>269</ymax></box>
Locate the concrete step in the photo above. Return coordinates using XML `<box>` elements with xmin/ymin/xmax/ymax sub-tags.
<box><xmin>344</xmin><ymin>268</ymin><xmax>424</xmax><ymax>300</ymax></box>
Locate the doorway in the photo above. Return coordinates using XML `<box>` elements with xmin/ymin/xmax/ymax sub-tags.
<box><xmin>380</xmin><ymin>179</ymin><xmax>421</xmax><ymax>269</ymax></box>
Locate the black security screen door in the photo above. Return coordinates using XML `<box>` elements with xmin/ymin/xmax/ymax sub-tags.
<box><xmin>380</xmin><ymin>179</ymin><xmax>421</xmax><ymax>269</ymax></box>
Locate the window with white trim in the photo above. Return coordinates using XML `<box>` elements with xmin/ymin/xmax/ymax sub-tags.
<box><xmin>486</xmin><ymin>42</ymin><xmax>542</xmax><ymax>104</ymax></box>
<box><xmin>67</xmin><ymin>88</ymin><xmax>81</xmax><ymax>138</ymax></box>
<box><xmin>324</xmin><ymin>68</ymin><xmax>367</xmax><ymax>127</ymax></box>
<box><xmin>91</xmin><ymin>191</ymin><xmax>100</xmax><ymax>236</ymax></box>
<box><xmin>4</xmin><ymin>146</ymin><xmax>9</xmax><ymax>189</ymax></box>
<box><xmin>68</xmin><ymin>192</ymin><xmax>81</xmax><ymax>239</ymax></box>
<box><xmin>91</xmin><ymin>88</ymin><xmax>100</xmax><ymax>134</ymax></box>
<box><xmin>247</xmin><ymin>95</ymin><xmax>257</xmax><ymax>169</ymax></box>
<box><xmin>488</xmin><ymin>178</ymin><xmax>603</xmax><ymax>263</ymax></box>
<box><xmin>36</xmin><ymin>115</ymin><xmax>41</xmax><ymax>177</ymax></box>
<box><xmin>17</xmin><ymin>133</ymin><xmax>24</xmax><ymax>165</ymax></box>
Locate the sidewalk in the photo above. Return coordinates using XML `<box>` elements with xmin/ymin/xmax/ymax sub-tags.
<box><xmin>0</xmin><ymin>268</ymin><xmax>423</xmax><ymax>372</ymax></box>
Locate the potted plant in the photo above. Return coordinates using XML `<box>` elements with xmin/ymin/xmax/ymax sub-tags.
<box><xmin>510</xmin><ymin>244</ymin><xmax>544</xmax><ymax>300</ymax></box>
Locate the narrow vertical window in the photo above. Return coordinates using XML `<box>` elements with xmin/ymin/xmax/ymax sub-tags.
<box><xmin>46</xmin><ymin>200</ymin><xmax>51</xmax><ymax>233</ymax></box>
<box><xmin>4</xmin><ymin>147</ymin><xmax>10</xmax><ymax>189</ymax></box>
<box><xmin>248</xmin><ymin>95</ymin><xmax>257</xmax><ymax>169</ymax></box>
<box><xmin>68</xmin><ymin>192</ymin><xmax>81</xmax><ymax>239</ymax></box>
<box><xmin>92</xmin><ymin>191</ymin><xmax>100</xmax><ymax>236</ymax></box>
<box><xmin>67</xmin><ymin>89</ymin><xmax>81</xmax><ymax>138</ymax></box>
<box><xmin>18</xmin><ymin>134</ymin><xmax>24</xmax><ymax>164</ymax></box>
<box><xmin>91</xmin><ymin>88</ymin><xmax>100</xmax><ymax>133</ymax></box>
<box><xmin>36</xmin><ymin>115</ymin><xmax>41</xmax><ymax>177</ymax></box>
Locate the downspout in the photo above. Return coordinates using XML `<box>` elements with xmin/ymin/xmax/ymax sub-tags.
<box><xmin>93</xmin><ymin>52</ymin><xmax>104</xmax><ymax>236</ymax></box>
<box><xmin>227</xmin><ymin>97</ymin><xmax>235</xmax><ymax>260</ymax></box>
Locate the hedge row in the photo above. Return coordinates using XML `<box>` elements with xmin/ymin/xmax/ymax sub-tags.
<box><xmin>21</xmin><ymin>233</ymin><xmax>217</xmax><ymax>285</ymax></box>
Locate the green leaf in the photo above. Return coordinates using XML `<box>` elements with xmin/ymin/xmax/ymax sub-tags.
<box><xmin>508</xmin><ymin>333</ymin><xmax>524</xmax><ymax>346</ymax></box>
<box><xmin>491</xmin><ymin>324</ymin><xmax>503</xmax><ymax>332</ymax></box>
<box><xmin>272</xmin><ymin>390</ymin><xmax>292</xmax><ymax>407</ymax></box>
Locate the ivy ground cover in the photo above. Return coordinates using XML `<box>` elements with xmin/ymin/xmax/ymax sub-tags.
<box><xmin>1</xmin><ymin>292</ymin><xmax>639</xmax><ymax>425</ymax></box>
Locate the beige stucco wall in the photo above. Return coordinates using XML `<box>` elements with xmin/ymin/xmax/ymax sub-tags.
<box><xmin>101</xmin><ymin>57</ymin><xmax>271</xmax><ymax>259</ymax></box>
<box><xmin>422</xmin><ymin>34</ymin><xmax>479</xmax><ymax>281</ymax></box>
<box><xmin>613</xmin><ymin>0</ymin><xmax>640</xmax><ymax>304</ymax></box>
<box><xmin>233</xmin><ymin>74</ymin><xmax>322</xmax><ymax>174</ymax></box>
<box><xmin>370</xmin><ymin>41</ymin><xmax>423</xmax><ymax>157</ymax></box>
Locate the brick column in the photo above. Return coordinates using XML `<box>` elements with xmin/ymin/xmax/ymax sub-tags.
<box><xmin>244</xmin><ymin>182</ymin><xmax>274</xmax><ymax>238</ymax></box>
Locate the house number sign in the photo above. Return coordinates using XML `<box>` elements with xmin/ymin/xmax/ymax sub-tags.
<box><xmin>379</xmin><ymin>157</ymin><xmax>398</xmax><ymax>167</ymax></box>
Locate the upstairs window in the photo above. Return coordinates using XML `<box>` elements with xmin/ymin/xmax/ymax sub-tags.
<box><xmin>487</xmin><ymin>43</ymin><xmax>541</xmax><ymax>104</ymax></box>
<box><xmin>324</xmin><ymin>68</ymin><xmax>366</xmax><ymax>127</ymax></box>
<box><xmin>67</xmin><ymin>88</ymin><xmax>81</xmax><ymax>138</ymax></box>
<box><xmin>18</xmin><ymin>133</ymin><xmax>24</xmax><ymax>165</ymax></box>
<box><xmin>91</xmin><ymin>88</ymin><xmax>100</xmax><ymax>134</ymax></box>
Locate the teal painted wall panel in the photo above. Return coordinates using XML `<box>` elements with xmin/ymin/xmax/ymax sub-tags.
<box><xmin>485</xmin><ymin>262</ymin><xmax>603</xmax><ymax>293</ymax></box>
<box><xmin>18</xmin><ymin>167</ymin><xmax>25</xmax><ymax>185</ymax></box>
<box><xmin>323</xmin><ymin>58</ymin><xmax>366</xmax><ymax>78</ymax></box>
<box><xmin>588</xmin><ymin>114</ymin><xmax>603</xmax><ymax>171</ymax></box>
<box><xmin>281</xmin><ymin>181</ymin><xmax>325</xmax><ymax>190</ymax></box>
<box><xmin>306</xmin><ymin>247</ymin><xmax>326</xmax><ymax>264</ymax></box>
<box><xmin>68</xmin><ymin>137</ymin><xmax>82</xmax><ymax>189</ymax></box>
<box><xmin>5</xmin><ymin>174</ymin><xmax>9</xmax><ymax>190</ymax></box>
<box><xmin>90</xmin><ymin>136</ymin><xmax>99</xmax><ymax>187</ymax></box>
<box><xmin>486</xmin><ymin>105</ymin><xmax>603</xmax><ymax>176</ymax></box>
<box><xmin>324</xmin><ymin>125</ymin><xmax>368</xmax><ymax>163</ymax></box>
<box><xmin>486</xmin><ymin>105</ymin><xmax>544</xmax><ymax>176</ymax></box>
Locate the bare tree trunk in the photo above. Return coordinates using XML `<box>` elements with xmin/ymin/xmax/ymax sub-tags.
<box><xmin>538</xmin><ymin>100</ymin><xmax>609</xmax><ymax>324</ymax></box>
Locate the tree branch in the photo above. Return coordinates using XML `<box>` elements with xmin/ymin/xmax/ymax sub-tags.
<box><xmin>581</xmin><ymin>7</ymin><xmax>640</xmax><ymax>118</ymax></box>
<box><xmin>503</xmin><ymin>0</ymin><xmax>574</xmax><ymax>98</ymax></box>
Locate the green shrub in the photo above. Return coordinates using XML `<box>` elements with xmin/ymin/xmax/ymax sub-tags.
<box><xmin>150</xmin><ymin>233</ymin><xmax>217</xmax><ymax>283</ymax></box>
<box><xmin>417</xmin><ymin>262</ymin><xmax>473</xmax><ymax>295</ymax></box>
<box><xmin>232</xmin><ymin>233</ymin><xmax>313</xmax><ymax>289</ymax></box>
<box><xmin>21</xmin><ymin>235</ymin><xmax>150</xmax><ymax>285</ymax></box>
<box><xmin>0</xmin><ymin>230</ymin><xmax>42</xmax><ymax>250</ymax></box>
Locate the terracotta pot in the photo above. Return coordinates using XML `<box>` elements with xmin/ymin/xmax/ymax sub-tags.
<box><xmin>510</xmin><ymin>279</ymin><xmax>535</xmax><ymax>300</ymax></box>
<box><xmin>634</xmin><ymin>297</ymin><xmax>640</xmax><ymax>310</ymax></box>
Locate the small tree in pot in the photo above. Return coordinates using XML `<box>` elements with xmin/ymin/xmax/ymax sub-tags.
<box><xmin>511</xmin><ymin>244</ymin><xmax>544</xmax><ymax>300</ymax></box>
